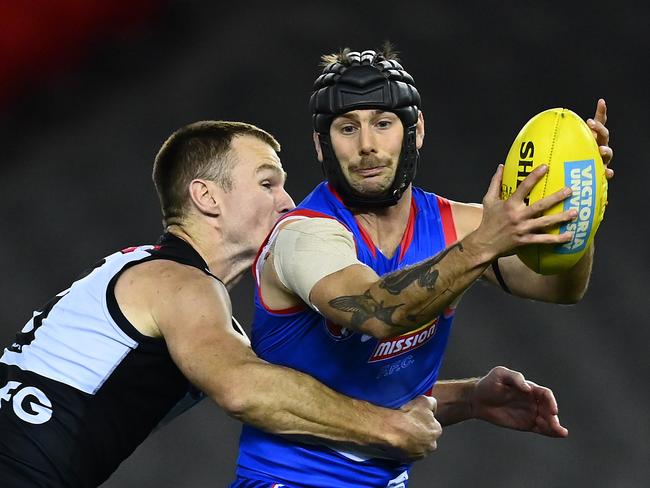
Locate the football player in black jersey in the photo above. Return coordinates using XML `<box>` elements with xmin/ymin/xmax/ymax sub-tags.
<box><xmin>0</xmin><ymin>121</ymin><xmax>441</xmax><ymax>487</ymax></box>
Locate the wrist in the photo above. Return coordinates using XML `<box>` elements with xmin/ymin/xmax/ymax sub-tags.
<box><xmin>374</xmin><ymin>406</ymin><xmax>405</xmax><ymax>450</ymax></box>
<box><xmin>461</xmin><ymin>231</ymin><xmax>499</xmax><ymax>269</ymax></box>
<box><xmin>353</xmin><ymin>399</ymin><xmax>400</xmax><ymax>449</ymax></box>
<box><xmin>465</xmin><ymin>379</ymin><xmax>479</xmax><ymax>420</ymax></box>
<box><xmin>432</xmin><ymin>378</ymin><xmax>479</xmax><ymax>425</ymax></box>
<box><xmin>448</xmin><ymin>379</ymin><xmax>479</xmax><ymax>422</ymax></box>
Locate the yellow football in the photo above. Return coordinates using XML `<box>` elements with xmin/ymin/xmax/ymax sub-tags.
<box><xmin>501</xmin><ymin>108</ymin><xmax>608</xmax><ymax>275</ymax></box>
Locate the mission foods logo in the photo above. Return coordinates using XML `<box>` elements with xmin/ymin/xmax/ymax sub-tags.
<box><xmin>558</xmin><ymin>159</ymin><xmax>595</xmax><ymax>254</ymax></box>
<box><xmin>368</xmin><ymin>318</ymin><xmax>439</xmax><ymax>363</ymax></box>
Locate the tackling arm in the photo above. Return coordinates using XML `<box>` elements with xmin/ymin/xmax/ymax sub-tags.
<box><xmin>130</xmin><ymin>261</ymin><xmax>440</xmax><ymax>460</ymax></box>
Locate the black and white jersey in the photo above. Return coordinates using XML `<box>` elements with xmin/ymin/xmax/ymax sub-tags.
<box><xmin>0</xmin><ymin>233</ymin><xmax>231</xmax><ymax>487</ymax></box>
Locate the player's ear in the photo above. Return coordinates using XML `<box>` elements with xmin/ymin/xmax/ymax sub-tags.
<box><xmin>416</xmin><ymin>110</ymin><xmax>425</xmax><ymax>149</ymax></box>
<box><xmin>188</xmin><ymin>179</ymin><xmax>220</xmax><ymax>217</ymax></box>
<box><xmin>313</xmin><ymin>132</ymin><xmax>324</xmax><ymax>162</ymax></box>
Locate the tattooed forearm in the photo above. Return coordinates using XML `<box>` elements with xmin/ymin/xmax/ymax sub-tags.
<box><xmin>380</xmin><ymin>242</ymin><xmax>464</xmax><ymax>295</ymax></box>
<box><xmin>329</xmin><ymin>290</ymin><xmax>404</xmax><ymax>329</ymax></box>
<box><xmin>328</xmin><ymin>242</ymin><xmax>467</xmax><ymax>331</ymax></box>
<box><xmin>379</xmin><ymin>263</ymin><xmax>438</xmax><ymax>295</ymax></box>
<box><xmin>406</xmin><ymin>288</ymin><xmax>455</xmax><ymax>322</ymax></box>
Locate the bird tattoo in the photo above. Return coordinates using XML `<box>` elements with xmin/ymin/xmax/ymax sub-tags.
<box><xmin>329</xmin><ymin>290</ymin><xmax>403</xmax><ymax>329</ymax></box>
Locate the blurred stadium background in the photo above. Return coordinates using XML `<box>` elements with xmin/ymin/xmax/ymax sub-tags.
<box><xmin>1</xmin><ymin>1</ymin><xmax>648</xmax><ymax>486</ymax></box>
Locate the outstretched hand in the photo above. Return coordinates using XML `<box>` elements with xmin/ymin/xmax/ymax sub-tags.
<box><xmin>470</xmin><ymin>366</ymin><xmax>568</xmax><ymax>438</ymax></box>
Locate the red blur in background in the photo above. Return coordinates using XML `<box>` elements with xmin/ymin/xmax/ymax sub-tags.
<box><xmin>0</xmin><ymin>0</ymin><xmax>164</xmax><ymax>109</ymax></box>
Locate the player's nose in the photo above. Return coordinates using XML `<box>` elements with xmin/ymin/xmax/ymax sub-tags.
<box><xmin>358</xmin><ymin>126</ymin><xmax>376</xmax><ymax>155</ymax></box>
<box><xmin>277</xmin><ymin>187</ymin><xmax>295</xmax><ymax>214</ymax></box>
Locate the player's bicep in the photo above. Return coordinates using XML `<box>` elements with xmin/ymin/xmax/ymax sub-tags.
<box><xmin>152</xmin><ymin>272</ymin><xmax>254</xmax><ymax>404</ymax></box>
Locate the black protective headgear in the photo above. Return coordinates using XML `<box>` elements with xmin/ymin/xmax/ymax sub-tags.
<box><xmin>309</xmin><ymin>49</ymin><xmax>421</xmax><ymax>208</ymax></box>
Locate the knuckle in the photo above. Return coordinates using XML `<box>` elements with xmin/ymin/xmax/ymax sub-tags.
<box><xmin>556</xmin><ymin>190</ymin><xmax>570</xmax><ymax>202</ymax></box>
<box><xmin>530</xmin><ymin>201</ymin><xmax>545</xmax><ymax>213</ymax></box>
<box><xmin>505</xmin><ymin>207</ymin><xmax>519</xmax><ymax>222</ymax></box>
<box><xmin>514</xmin><ymin>222</ymin><xmax>529</xmax><ymax>235</ymax></box>
<box><xmin>519</xmin><ymin>234</ymin><xmax>534</xmax><ymax>245</ymax></box>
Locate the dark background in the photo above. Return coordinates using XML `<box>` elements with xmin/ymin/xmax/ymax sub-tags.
<box><xmin>1</xmin><ymin>1</ymin><xmax>648</xmax><ymax>487</ymax></box>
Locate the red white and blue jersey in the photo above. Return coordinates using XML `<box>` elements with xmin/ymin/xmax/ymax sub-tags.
<box><xmin>234</xmin><ymin>182</ymin><xmax>458</xmax><ymax>488</ymax></box>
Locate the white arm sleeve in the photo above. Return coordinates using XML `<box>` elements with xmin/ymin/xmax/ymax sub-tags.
<box><xmin>273</xmin><ymin>218</ymin><xmax>366</xmax><ymax>307</ymax></box>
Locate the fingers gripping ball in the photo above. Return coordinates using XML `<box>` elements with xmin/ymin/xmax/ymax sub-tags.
<box><xmin>501</xmin><ymin>108</ymin><xmax>608</xmax><ymax>274</ymax></box>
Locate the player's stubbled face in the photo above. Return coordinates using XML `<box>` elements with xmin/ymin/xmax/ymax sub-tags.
<box><xmin>330</xmin><ymin>109</ymin><xmax>403</xmax><ymax>196</ymax></box>
<box><xmin>221</xmin><ymin>135</ymin><xmax>294</xmax><ymax>254</ymax></box>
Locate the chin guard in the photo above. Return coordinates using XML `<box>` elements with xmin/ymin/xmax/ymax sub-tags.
<box><xmin>309</xmin><ymin>50</ymin><xmax>421</xmax><ymax>208</ymax></box>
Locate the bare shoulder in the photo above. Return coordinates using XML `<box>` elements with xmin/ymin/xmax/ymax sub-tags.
<box><xmin>448</xmin><ymin>199</ymin><xmax>483</xmax><ymax>240</ymax></box>
<box><xmin>115</xmin><ymin>259</ymin><xmax>230</xmax><ymax>338</ymax></box>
